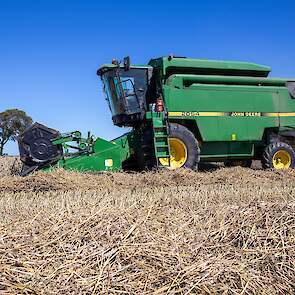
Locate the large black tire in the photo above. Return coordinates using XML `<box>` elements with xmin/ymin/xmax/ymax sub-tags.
<box><xmin>261</xmin><ymin>142</ymin><xmax>295</xmax><ymax>169</ymax></box>
<box><xmin>167</xmin><ymin>123</ymin><xmax>200</xmax><ymax>170</ymax></box>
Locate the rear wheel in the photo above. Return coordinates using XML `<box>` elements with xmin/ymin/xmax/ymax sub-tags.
<box><xmin>261</xmin><ymin>142</ymin><xmax>295</xmax><ymax>169</ymax></box>
<box><xmin>159</xmin><ymin>123</ymin><xmax>200</xmax><ymax>170</ymax></box>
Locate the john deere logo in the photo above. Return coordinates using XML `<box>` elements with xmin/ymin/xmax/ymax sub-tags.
<box><xmin>230</xmin><ymin>112</ymin><xmax>261</xmax><ymax>117</ymax></box>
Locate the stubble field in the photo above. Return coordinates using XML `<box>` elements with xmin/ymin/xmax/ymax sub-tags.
<box><xmin>0</xmin><ymin>157</ymin><xmax>294</xmax><ymax>294</ymax></box>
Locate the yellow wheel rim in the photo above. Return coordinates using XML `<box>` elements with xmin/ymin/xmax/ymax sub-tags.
<box><xmin>272</xmin><ymin>150</ymin><xmax>291</xmax><ymax>169</ymax></box>
<box><xmin>159</xmin><ymin>138</ymin><xmax>187</xmax><ymax>169</ymax></box>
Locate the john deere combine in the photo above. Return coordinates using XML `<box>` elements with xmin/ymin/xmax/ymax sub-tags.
<box><xmin>18</xmin><ymin>56</ymin><xmax>295</xmax><ymax>175</ymax></box>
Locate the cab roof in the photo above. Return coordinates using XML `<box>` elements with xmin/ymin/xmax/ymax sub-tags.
<box><xmin>97</xmin><ymin>63</ymin><xmax>152</xmax><ymax>76</ymax></box>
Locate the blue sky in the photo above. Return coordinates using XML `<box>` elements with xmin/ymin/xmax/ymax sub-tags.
<box><xmin>1</xmin><ymin>0</ymin><xmax>295</xmax><ymax>154</ymax></box>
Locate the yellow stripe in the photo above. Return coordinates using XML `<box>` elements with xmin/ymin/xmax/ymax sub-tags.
<box><xmin>264</xmin><ymin>112</ymin><xmax>295</xmax><ymax>117</ymax></box>
<box><xmin>168</xmin><ymin>111</ymin><xmax>295</xmax><ymax>117</ymax></box>
<box><xmin>168</xmin><ymin>111</ymin><xmax>225</xmax><ymax>117</ymax></box>
<box><xmin>263</xmin><ymin>113</ymin><xmax>278</xmax><ymax>117</ymax></box>
<box><xmin>279</xmin><ymin>112</ymin><xmax>295</xmax><ymax>117</ymax></box>
<box><xmin>168</xmin><ymin>112</ymin><xmax>183</xmax><ymax>116</ymax></box>
<box><xmin>199</xmin><ymin>112</ymin><xmax>226</xmax><ymax>116</ymax></box>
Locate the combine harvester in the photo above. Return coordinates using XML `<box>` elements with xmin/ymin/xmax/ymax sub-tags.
<box><xmin>18</xmin><ymin>56</ymin><xmax>295</xmax><ymax>175</ymax></box>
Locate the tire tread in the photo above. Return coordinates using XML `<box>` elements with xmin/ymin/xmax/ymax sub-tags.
<box><xmin>261</xmin><ymin>141</ymin><xmax>295</xmax><ymax>169</ymax></box>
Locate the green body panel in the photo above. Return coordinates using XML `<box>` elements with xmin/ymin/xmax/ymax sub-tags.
<box><xmin>164</xmin><ymin>83</ymin><xmax>288</xmax><ymax>141</ymax></box>
<box><xmin>46</xmin><ymin>133</ymin><xmax>134</xmax><ymax>172</ymax></box>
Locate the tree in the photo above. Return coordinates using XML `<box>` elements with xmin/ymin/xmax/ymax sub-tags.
<box><xmin>0</xmin><ymin>109</ymin><xmax>33</xmax><ymax>156</ymax></box>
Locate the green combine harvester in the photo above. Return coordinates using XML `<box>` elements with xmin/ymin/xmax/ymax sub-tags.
<box><xmin>18</xmin><ymin>56</ymin><xmax>295</xmax><ymax>175</ymax></box>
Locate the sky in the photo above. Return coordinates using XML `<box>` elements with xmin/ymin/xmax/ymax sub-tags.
<box><xmin>1</xmin><ymin>0</ymin><xmax>295</xmax><ymax>154</ymax></box>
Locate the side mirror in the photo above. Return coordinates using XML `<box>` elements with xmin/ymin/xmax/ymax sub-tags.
<box><xmin>123</xmin><ymin>56</ymin><xmax>130</xmax><ymax>71</ymax></box>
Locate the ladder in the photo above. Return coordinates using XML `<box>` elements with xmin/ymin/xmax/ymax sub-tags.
<box><xmin>151</xmin><ymin>111</ymin><xmax>171</xmax><ymax>167</ymax></box>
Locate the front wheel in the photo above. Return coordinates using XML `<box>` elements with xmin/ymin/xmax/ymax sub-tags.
<box><xmin>159</xmin><ymin>123</ymin><xmax>200</xmax><ymax>170</ymax></box>
<box><xmin>261</xmin><ymin>142</ymin><xmax>295</xmax><ymax>169</ymax></box>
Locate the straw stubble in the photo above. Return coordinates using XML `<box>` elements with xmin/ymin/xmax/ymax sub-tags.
<box><xmin>0</xmin><ymin>157</ymin><xmax>294</xmax><ymax>294</ymax></box>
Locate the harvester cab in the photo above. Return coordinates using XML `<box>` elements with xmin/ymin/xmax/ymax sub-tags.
<box><xmin>97</xmin><ymin>57</ymin><xmax>153</xmax><ymax>127</ymax></box>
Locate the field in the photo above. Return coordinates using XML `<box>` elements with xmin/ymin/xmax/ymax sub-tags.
<box><xmin>0</xmin><ymin>157</ymin><xmax>294</xmax><ymax>294</ymax></box>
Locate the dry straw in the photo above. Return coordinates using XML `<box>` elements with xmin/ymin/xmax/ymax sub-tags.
<box><xmin>0</xmin><ymin>156</ymin><xmax>22</xmax><ymax>177</ymax></box>
<box><xmin>0</xmin><ymin>157</ymin><xmax>294</xmax><ymax>294</ymax></box>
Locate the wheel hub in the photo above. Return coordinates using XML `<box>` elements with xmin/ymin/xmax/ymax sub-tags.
<box><xmin>159</xmin><ymin>138</ymin><xmax>187</xmax><ymax>169</ymax></box>
<box><xmin>272</xmin><ymin>150</ymin><xmax>291</xmax><ymax>169</ymax></box>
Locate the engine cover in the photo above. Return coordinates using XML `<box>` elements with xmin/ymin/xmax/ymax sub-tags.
<box><xmin>18</xmin><ymin>122</ymin><xmax>63</xmax><ymax>175</ymax></box>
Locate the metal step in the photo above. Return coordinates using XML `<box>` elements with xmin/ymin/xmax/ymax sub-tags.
<box><xmin>155</xmin><ymin>151</ymin><xmax>170</xmax><ymax>157</ymax></box>
<box><xmin>155</xmin><ymin>143</ymin><xmax>169</xmax><ymax>149</ymax></box>
<box><xmin>150</xmin><ymin>111</ymin><xmax>171</xmax><ymax>166</ymax></box>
